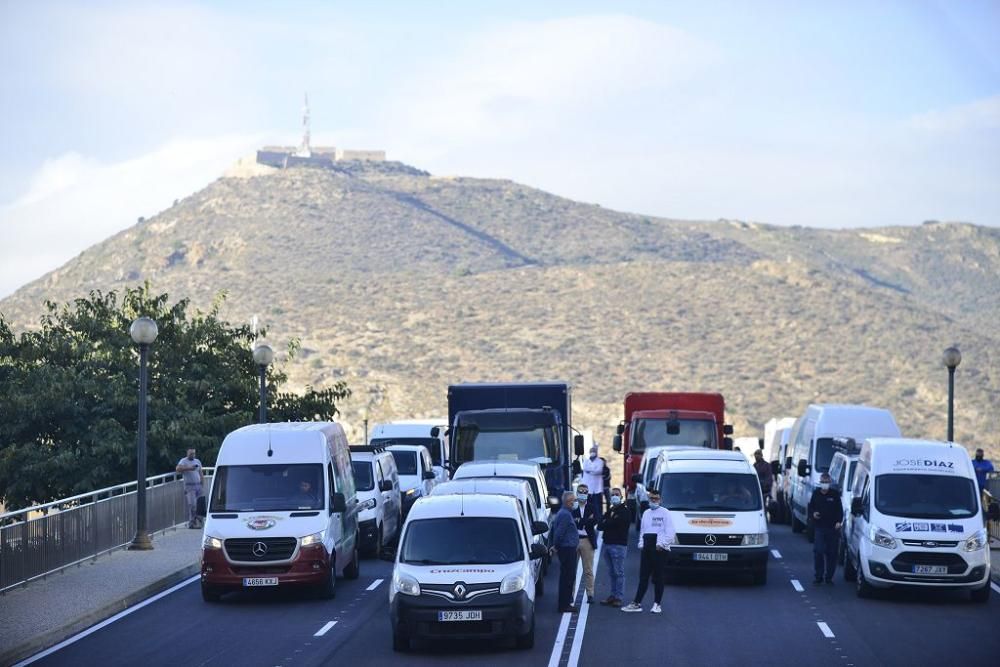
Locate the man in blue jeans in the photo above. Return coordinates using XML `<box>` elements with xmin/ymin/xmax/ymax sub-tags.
<box><xmin>598</xmin><ymin>487</ymin><xmax>630</xmax><ymax>606</ymax></box>
<box><xmin>550</xmin><ymin>491</ymin><xmax>581</xmax><ymax>613</ymax></box>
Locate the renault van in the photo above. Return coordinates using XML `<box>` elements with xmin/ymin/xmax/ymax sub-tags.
<box><xmin>844</xmin><ymin>438</ymin><xmax>998</xmax><ymax>602</ymax></box>
<box><xmin>350</xmin><ymin>445</ymin><xmax>402</xmax><ymax>557</ymax></box>
<box><xmin>655</xmin><ymin>449</ymin><xmax>769</xmax><ymax>584</ymax></box>
<box><xmin>389</xmin><ymin>494</ymin><xmax>548</xmax><ymax>652</ymax></box>
<box><xmin>200</xmin><ymin>422</ymin><xmax>360</xmax><ymax>601</ymax></box>
<box><xmin>452</xmin><ymin>460</ymin><xmax>553</xmax><ymax>523</ymax></box>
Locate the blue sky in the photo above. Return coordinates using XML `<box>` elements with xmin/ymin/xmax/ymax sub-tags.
<box><xmin>1</xmin><ymin>1</ymin><xmax>998</xmax><ymax>296</ymax></box>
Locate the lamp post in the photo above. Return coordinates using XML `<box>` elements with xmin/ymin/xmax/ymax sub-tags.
<box><xmin>128</xmin><ymin>316</ymin><xmax>158</xmax><ymax>551</ymax></box>
<box><xmin>253</xmin><ymin>342</ymin><xmax>274</xmax><ymax>423</ymax></box>
<box><xmin>943</xmin><ymin>346</ymin><xmax>961</xmax><ymax>442</ymax></box>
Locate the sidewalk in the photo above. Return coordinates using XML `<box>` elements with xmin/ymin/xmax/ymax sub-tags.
<box><xmin>0</xmin><ymin>526</ymin><xmax>202</xmax><ymax>666</ymax></box>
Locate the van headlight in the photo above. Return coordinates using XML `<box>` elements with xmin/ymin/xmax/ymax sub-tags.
<box><xmin>964</xmin><ymin>528</ymin><xmax>988</xmax><ymax>552</ymax></box>
<box><xmin>203</xmin><ymin>535</ymin><xmax>223</xmax><ymax>550</ymax></box>
<box><xmin>393</xmin><ymin>572</ymin><xmax>421</xmax><ymax>597</ymax></box>
<box><xmin>300</xmin><ymin>531</ymin><xmax>325</xmax><ymax>547</ymax></box>
<box><xmin>360</xmin><ymin>498</ymin><xmax>377</xmax><ymax>510</ymax></box>
<box><xmin>867</xmin><ymin>525</ymin><xmax>896</xmax><ymax>549</ymax></box>
<box><xmin>741</xmin><ymin>533</ymin><xmax>768</xmax><ymax>546</ymax></box>
<box><xmin>500</xmin><ymin>572</ymin><xmax>526</xmax><ymax>594</ymax></box>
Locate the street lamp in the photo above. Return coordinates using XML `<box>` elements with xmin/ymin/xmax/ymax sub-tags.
<box><xmin>943</xmin><ymin>346</ymin><xmax>962</xmax><ymax>442</ymax></box>
<box><xmin>253</xmin><ymin>342</ymin><xmax>274</xmax><ymax>423</ymax></box>
<box><xmin>128</xmin><ymin>316</ymin><xmax>158</xmax><ymax>551</ymax></box>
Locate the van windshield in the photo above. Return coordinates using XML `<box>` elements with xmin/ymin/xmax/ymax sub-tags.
<box><xmin>372</xmin><ymin>437</ymin><xmax>442</xmax><ymax>466</ymax></box>
<box><xmin>351</xmin><ymin>461</ymin><xmax>374</xmax><ymax>492</ymax></box>
<box><xmin>401</xmin><ymin>517</ymin><xmax>524</xmax><ymax>565</ymax></box>
<box><xmin>875</xmin><ymin>474</ymin><xmax>978</xmax><ymax>519</ymax></box>
<box><xmin>390</xmin><ymin>450</ymin><xmax>418</xmax><ymax>475</ymax></box>
<box><xmin>210</xmin><ymin>464</ymin><xmax>324</xmax><ymax>512</ymax></box>
<box><xmin>632</xmin><ymin>419</ymin><xmax>716</xmax><ymax>453</ymax></box>
<box><xmin>658</xmin><ymin>472</ymin><xmax>762</xmax><ymax>511</ymax></box>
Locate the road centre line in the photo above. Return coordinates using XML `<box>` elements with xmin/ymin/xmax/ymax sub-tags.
<box><xmin>314</xmin><ymin>621</ymin><xmax>338</xmax><ymax>637</ymax></box>
<box><xmin>771</xmin><ymin>549</ymin><xmax>782</xmax><ymax>559</ymax></box>
<box><xmin>366</xmin><ymin>578</ymin><xmax>384</xmax><ymax>591</ymax></box>
<box><xmin>817</xmin><ymin>622</ymin><xmax>835</xmax><ymax>638</ymax></box>
<box><xmin>14</xmin><ymin>574</ymin><xmax>200</xmax><ymax>667</ymax></box>
<box><xmin>566</xmin><ymin>539</ymin><xmax>602</xmax><ymax>667</ymax></box>
<box><xmin>791</xmin><ymin>579</ymin><xmax>804</xmax><ymax>592</ymax></box>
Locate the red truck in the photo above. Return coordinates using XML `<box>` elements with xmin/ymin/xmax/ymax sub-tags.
<box><xmin>611</xmin><ymin>393</ymin><xmax>733</xmax><ymax>500</ymax></box>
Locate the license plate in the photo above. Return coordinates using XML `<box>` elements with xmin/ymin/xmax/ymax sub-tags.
<box><xmin>438</xmin><ymin>610</ymin><xmax>483</xmax><ymax>622</ymax></box>
<box><xmin>243</xmin><ymin>577</ymin><xmax>278</xmax><ymax>587</ymax></box>
<box><xmin>693</xmin><ymin>552</ymin><xmax>728</xmax><ymax>561</ymax></box>
<box><xmin>912</xmin><ymin>565</ymin><xmax>948</xmax><ymax>575</ymax></box>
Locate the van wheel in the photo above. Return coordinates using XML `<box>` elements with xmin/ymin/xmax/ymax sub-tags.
<box><xmin>392</xmin><ymin>629</ymin><xmax>410</xmax><ymax>652</ymax></box>
<box><xmin>515</xmin><ymin>618</ymin><xmax>535</xmax><ymax>650</ymax></box>
<box><xmin>856</xmin><ymin>564</ymin><xmax>874</xmax><ymax>599</ymax></box>
<box><xmin>535</xmin><ymin>573</ymin><xmax>544</xmax><ymax>597</ymax></box>
<box><xmin>752</xmin><ymin>564</ymin><xmax>768</xmax><ymax>586</ymax></box>
<box><xmin>791</xmin><ymin>515</ymin><xmax>804</xmax><ymax>533</ymax></box>
<box><xmin>970</xmin><ymin>580</ymin><xmax>991</xmax><ymax>603</ymax></box>
<box><xmin>319</xmin><ymin>562</ymin><xmax>336</xmax><ymax>599</ymax></box>
<box><xmin>344</xmin><ymin>546</ymin><xmax>360</xmax><ymax>580</ymax></box>
<box><xmin>201</xmin><ymin>583</ymin><xmax>223</xmax><ymax>602</ymax></box>
<box><xmin>843</xmin><ymin>551</ymin><xmax>857</xmax><ymax>582</ymax></box>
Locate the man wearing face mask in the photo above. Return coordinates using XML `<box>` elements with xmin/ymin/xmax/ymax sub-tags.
<box><xmin>598</xmin><ymin>487</ymin><xmax>630</xmax><ymax>606</ymax></box>
<box><xmin>972</xmin><ymin>449</ymin><xmax>994</xmax><ymax>493</ymax></box>
<box><xmin>573</xmin><ymin>483</ymin><xmax>599</xmax><ymax>603</ymax></box>
<box><xmin>808</xmin><ymin>472</ymin><xmax>843</xmax><ymax>584</ymax></box>
<box><xmin>582</xmin><ymin>445</ymin><xmax>605</xmax><ymax>516</ymax></box>
<box><xmin>550</xmin><ymin>491</ymin><xmax>581</xmax><ymax>613</ymax></box>
<box><xmin>621</xmin><ymin>489</ymin><xmax>675</xmax><ymax>614</ymax></box>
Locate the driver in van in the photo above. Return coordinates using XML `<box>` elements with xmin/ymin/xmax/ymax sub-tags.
<box><xmin>292</xmin><ymin>479</ymin><xmax>318</xmax><ymax>508</ymax></box>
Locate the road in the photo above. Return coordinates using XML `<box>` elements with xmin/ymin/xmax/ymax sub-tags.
<box><xmin>24</xmin><ymin>524</ymin><xmax>1000</xmax><ymax>667</ymax></box>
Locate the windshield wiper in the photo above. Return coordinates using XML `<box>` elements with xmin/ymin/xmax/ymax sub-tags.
<box><xmin>404</xmin><ymin>558</ymin><xmax>449</xmax><ymax>565</ymax></box>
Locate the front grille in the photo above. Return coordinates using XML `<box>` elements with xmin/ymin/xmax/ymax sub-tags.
<box><xmin>891</xmin><ymin>551</ymin><xmax>967</xmax><ymax>574</ymax></box>
<box><xmin>421</xmin><ymin>582</ymin><xmax>500</xmax><ymax>602</ymax></box>
<box><xmin>900</xmin><ymin>540</ymin><xmax>959</xmax><ymax>548</ymax></box>
<box><xmin>675</xmin><ymin>533</ymin><xmax>744</xmax><ymax>547</ymax></box>
<box><xmin>225</xmin><ymin>537</ymin><xmax>297</xmax><ymax>562</ymax></box>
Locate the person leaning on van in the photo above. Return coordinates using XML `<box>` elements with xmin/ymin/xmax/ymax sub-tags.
<box><xmin>809</xmin><ymin>473</ymin><xmax>844</xmax><ymax>584</ymax></box>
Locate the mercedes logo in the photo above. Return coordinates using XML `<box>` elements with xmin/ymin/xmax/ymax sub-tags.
<box><xmin>252</xmin><ymin>541</ymin><xmax>269</xmax><ymax>557</ymax></box>
<box><xmin>453</xmin><ymin>582</ymin><xmax>467</xmax><ymax>600</ymax></box>
<box><xmin>705</xmin><ymin>534</ymin><xmax>718</xmax><ymax>546</ymax></box>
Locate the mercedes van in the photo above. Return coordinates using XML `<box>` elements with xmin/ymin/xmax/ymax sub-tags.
<box><xmin>200</xmin><ymin>422</ymin><xmax>360</xmax><ymax>601</ymax></box>
<box><xmin>389</xmin><ymin>494</ymin><xmax>548</xmax><ymax>652</ymax></box>
<box><xmin>844</xmin><ymin>438</ymin><xmax>998</xmax><ymax>602</ymax></box>
<box><xmin>654</xmin><ymin>449</ymin><xmax>769</xmax><ymax>584</ymax></box>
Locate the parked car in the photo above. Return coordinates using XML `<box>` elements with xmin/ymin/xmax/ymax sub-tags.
<box><xmin>350</xmin><ymin>445</ymin><xmax>402</xmax><ymax>557</ymax></box>
<box><xmin>388</xmin><ymin>444</ymin><xmax>438</xmax><ymax>517</ymax></box>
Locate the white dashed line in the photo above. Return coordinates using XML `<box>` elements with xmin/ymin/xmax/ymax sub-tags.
<box><xmin>771</xmin><ymin>549</ymin><xmax>782</xmax><ymax>559</ymax></box>
<box><xmin>817</xmin><ymin>622</ymin><xmax>835</xmax><ymax>638</ymax></box>
<box><xmin>366</xmin><ymin>578</ymin><xmax>384</xmax><ymax>591</ymax></box>
<box><xmin>314</xmin><ymin>621</ymin><xmax>338</xmax><ymax>637</ymax></box>
<box><xmin>791</xmin><ymin>579</ymin><xmax>804</xmax><ymax>592</ymax></box>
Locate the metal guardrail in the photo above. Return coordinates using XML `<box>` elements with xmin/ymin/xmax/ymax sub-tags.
<box><xmin>985</xmin><ymin>473</ymin><xmax>1000</xmax><ymax>544</ymax></box>
<box><xmin>0</xmin><ymin>468</ymin><xmax>214</xmax><ymax>594</ymax></box>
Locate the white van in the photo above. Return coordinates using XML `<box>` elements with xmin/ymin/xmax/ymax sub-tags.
<box><xmin>389</xmin><ymin>494</ymin><xmax>549</xmax><ymax>652</ymax></box>
<box><xmin>388</xmin><ymin>444</ymin><xmax>438</xmax><ymax>517</ymax></box>
<box><xmin>431</xmin><ymin>478</ymin><xmax>549</xmax><ymax>588</ymax></box>
<box><xmin>653</xmin><ymin>449</ymin><xmax>769</xmax><ymax>584</ymax></box>
<box><xmin>768</xmin><ymin>423</ymin><xmax>796</xmax><ymax>524</ymax></box>
<box><xmin>844</xmin><ymin>438</ymin><xmax>998</xmax><ymax>602</ymax></box>
<box><xmin>452</xmin><ymin>460</ymin><xmax>553</xmax><ymax>525</ymax></box>
<box><xmin>350</xmin><ymin>445</ymin><xmax>402</xmax><ymax>557</ymax></box>
<box><xmin>828</xmin><ymin>440</ymin><xmax>861</xmax><ymax>562</ymax></box>
<box><xmin>200</xmin><ymin>422</ymin><xmax>360</xmax><ymax>602</ymax></box>
<box><xmin>370</xmin><ymin>419</ymin><xmax>449</xmax><ymax>482</ymax></box>
<box><xmin>788</xmin><ymin>404</ymin><xmax>901</xmax><ymax>539</ymax></box>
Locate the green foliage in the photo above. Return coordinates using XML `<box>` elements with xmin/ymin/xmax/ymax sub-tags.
<box><xmin>0</xmin><ymin>286</ymin><xmax>350</xmax><ymax>510</ymax></box>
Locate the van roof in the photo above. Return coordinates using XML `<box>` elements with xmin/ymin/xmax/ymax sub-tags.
<box><xmin>453</xmin><ymin>460</ymin><xmax>541</xmax><ymax>477</ymax></box>
<box><xmin>664</xmin><ymin>449</ymin><xmax>746</xmax><ymax>462</ymax></box>
<box><xmin>660</xmin><ymin>449</ymin><xmax>753</xmax><ymax>474</ymax></box>
<box><xmin>407</xmin><ymin>493</ymin><xmax>521</xmax><ymax>521</ymax></box>
<box><xmin>431</xmin><ymin>478</ymin><xmax>531</xmax><ymax>498</ymax></box>
<box><xmin>217</xmin><ymin>422</ymin><xmax>345</xmax><ymax>466</ymax></box>
<box><xmin>386</xmin><ymin>444</ymin><xmax>430</xmax><ymax>453</ymax></box>
<box><xmin>862</xmin><ymin>437</ymin><xmax>974</xmax><ymax>477</ymax></box>
<box><xmin>807</xmin><ymin>405</ymin><xmax>900</xmax><ymax>438</ymax></box>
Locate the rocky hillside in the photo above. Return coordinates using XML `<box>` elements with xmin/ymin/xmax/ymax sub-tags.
<box><xmin>2</xmin><ymin>161</ymin><xmax>998</xmax><ymax>460</ymax></box>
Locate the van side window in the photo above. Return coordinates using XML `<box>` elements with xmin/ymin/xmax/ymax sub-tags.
<box><xmin>375</xmin><ymin>460</ymin><xmax>384</xmax><ymax>484</ymax></box>
<box><xmin>328</xmin><ymin>462</ymin><xmax>336</xmax><ymax>496</ymax></box>
<box><xmin>861</xmin><ymin>476</ymin><xmax>871</xmax><ymax>520</ymax></box>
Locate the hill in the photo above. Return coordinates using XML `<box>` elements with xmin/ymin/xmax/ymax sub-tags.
<box><xmin>2</xmin><ymin>160</ymin><xmax>998</xmax><ymax>460</ymax></box>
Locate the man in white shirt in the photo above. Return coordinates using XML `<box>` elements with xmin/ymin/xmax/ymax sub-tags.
<box><xmin>581</xmin><ymin>446</ymin><xmax>605</xmax><ymax>515</ymax></box>
<box><xmin>621</xmin><ymin>488</ymin><xmax>675</xmax><ymax>614</ymax></box>
<box><xmin>176</xmin><ymin>448</ymin><xmax>204</xmax><ymax>528</ymax></box>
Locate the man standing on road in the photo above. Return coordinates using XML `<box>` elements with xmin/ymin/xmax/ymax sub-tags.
<box><xmin>551</xmin><ymin>491</ymin><xmax>581</xmax><ymax>613</ymax></box>
<box><xmin>582</xmin><ymin>446</ymin><xmax>605</xmax><ymax>516</ymax></box>
<box><xmin>573</xmin><ymin>483</ymin><xmax>599</xmax><ymax>604</ymax></box>
<box><xmin>598</xmin><ymin>486</ymin><xmax>630</xmax><ymax>607</ymax></box>
<box><xmin>809</xmin><ymin>472</ymin><xmax>843</xmax><ymax>584</ymax></box>
<box><xmin>973</xmin><ymin>449</ymin><xmax>994</xmax><ymax>492</ymax></box>
<box><xmin>753</xmin><ymin>450</ymin><xmax>773</xmax><ymax>496</ymax></box>
<box><xmin>621</xmin><ymin>489</ymin><xmax>675</xmax><ymax>614</ymax></box>
<box><xmin>176</xmin><ymin>448</ymin><xmax>204</xmax><ymax>528</ymax></box>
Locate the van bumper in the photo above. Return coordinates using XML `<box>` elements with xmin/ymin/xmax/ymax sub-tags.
<box><xmin>665</xmin><ymin>546</ymin><xmax>769</xmax><ymax>571</ymax></box>
<box><xmin>200</xmin><ymin>543</ymin><xmax>331</xmax><ymax>590</ymax></box>
<box><xmin>861</xmin><ymin>547</ymin><xmax>990</xmax><ymax>589</ymax></box>
<box><xmin>391</xmin><ymin>591</ymin><xmax>533</xmax><ymax>640</ymax></box>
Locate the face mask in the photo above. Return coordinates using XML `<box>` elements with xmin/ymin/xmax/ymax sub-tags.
<box><xmin>610</xmin><ymin>496</ymin><xmax>622</xmax><ymax>506</ymax></box>
<box><xmin>649</xmin><ymin>502</ymin><xmax>660</xmax><ymax>510</ymax></box>
<box><xmin>820</xmin><ymin>483</ymin><xmax>830</xmax><ymax>491</ymax></box>
<box><xmin>976</xmin><ymin>455</ymin><xmax>983</xmax><ymax>461</ymax></box>
<box><xmin>571</xmin><ymin>501</ymin><xmax>580</xmax><ymax>510</ymax></box>
<box><xmin>577</xmin><ymin>493</ymin><xmax>589</xmax><ymax>502</ymax></box>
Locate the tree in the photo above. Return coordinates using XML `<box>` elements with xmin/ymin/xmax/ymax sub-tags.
<box><xmin>0</xmin><ymin>286</ymin><xmax>350</xmax><ymax>510</ymax></box>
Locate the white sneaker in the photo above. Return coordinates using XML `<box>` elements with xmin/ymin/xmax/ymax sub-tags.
<box><xmin>620</xmin><ymin>603</ymin><xmax>642</xmax><ymax>613</ymax></box>
<box><xmin>651</xmin><ymin>603</ymin><xmax>662</xmax><ymax>614</ymax></box>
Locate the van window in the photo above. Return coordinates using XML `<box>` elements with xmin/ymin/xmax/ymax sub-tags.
<box><xmin>400</xmin><ymin>517</ymin><xmax>524</xmax><ymax>565</ymax></box>
<box><xmin>352</xmin><ymin>461</ymin><xmax>375</xmax><ymax>492</ymax></box>
<box><xmin>390</xmin><ymin>450</ymin><xmax>418</xmax><ymax>475</ymax></box>
<box><xmin>875</xmin><ymin>474</ymin><xmax>978</xmax><ymax>519</ymax></box>
<box><xmin>846</xmin><ymin>461</ymin><xmax>858</xmax><ymax>492</ymax></box>
<box><xmin>813</xmin><ymin>438</ymin><xmax>839</xmax><ymax>473</ymax></box>
<box><xmin>210</xmin><ymin>464</ymin><xmax>324</xmax><ymax>512</ymax></box>
<box><xmin>422</xmin><ymin>449</ymin><xmax>433</xmax><ymax>473</ymax></box>
<box><xmin>659</xmin><ymin>472</ymin><xmax>762</xmax><ymax>511</ymax></box>
<box><xmin>829</xmin><ymin>457</ymin><xmax>844</xmax><ymax>488</ymax></box>
<box><xmin>372</xmin><ymin>438</ymin><xmax>443</xmax><ymax>467</ymax></box>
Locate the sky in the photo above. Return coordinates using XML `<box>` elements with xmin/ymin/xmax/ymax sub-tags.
<box><xmin>1</xmin><ymin>0</ymin><xmax>999</xmax><ymax>297</ymax></box>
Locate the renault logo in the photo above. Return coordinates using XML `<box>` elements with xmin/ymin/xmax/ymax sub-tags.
<box><xmin>705</xmin><ymin>534</ymin><xmax>718</xmax><ymax>546</ymax></box>
<box><xmin>252</xmin><ymin>541</ymin><xmax>269</xmax><ymax>557</ymax></box>
<box><xmin>453</xmin><ymin>582</ymin><xmax>467</xmax><ymax>600</ymax></box>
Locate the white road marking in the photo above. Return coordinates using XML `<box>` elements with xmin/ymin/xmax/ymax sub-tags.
<box><xmin>366</xmin><ymin>578</ymin><xmax>384</xmax><ymax>591</ymax></box>
<box><xmin>547</xmin><ymin>612</ymin><xmax>572</xmax><ymax>667</ymax></box>
<box><xmin>771</xmin><ymin>549</ymin><xmax>782</xmax><ymax>559</ymax></box>
<box><xmin>991</xmin><ymin>582</ymin><xmax>1000</xmax><ymax>595</ymax></box>
<box><xmin>14</xmin><ymin>574</ymin><xmax>200</xmax><ymax>666</ymax></box>
<box><xmin>314</xmin><ymin>621</ymin><xmax>338</xmax><ymax>637</ymax></box>
<box><xmin>791</xmin><ymin>579</ymin><xmax>804</xmax><ymax>592</ymax></box>
<box><xmin>817</xmin><ymin>622</ymin><xmax>835</xmax><ymax>638</ymax></box>
<box><xmin>567</xmin><ymin>539</ymin><xmax>602</xmax><ymax>667</ymax></box>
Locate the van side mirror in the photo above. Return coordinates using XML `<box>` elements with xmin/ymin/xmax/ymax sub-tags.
<box><xmin>987</xmin><ymin>502</ymin><xmax>1000</xmax><ymax>522</ymax></box>
<box><xmin>531</xmin><ymin>520</ymin><xmax>550</xmax><ymax>536</ymax></box>
<box><xmin>723</xmin><ymin>437</ymin><xmax>733</xmax><ymax>449</ymax></box>
<box><xmin>784</xmin><ymin>456</ymin><xmax>792</xmax><ymax>471</ymax></box>
<box><xmin>616</xmin><ymin>423</ymin><xmax>625</xmax><ymax>436</ymax></box>
<box><xmin>612</xmin><ymin>435</ymin><xmax>622</xmax><ymax>452</ymax></box>
<box><xmin>430</xmin><ymin>426</ymin><xmax>440</xmax><ymax>438</ymax></box>
<box><xmin>422</xmin><ymin>470</ymin><xmax>436</xmax><ymax>481</ymax></box>
<box><xmin>379</xmin><ymin>480</ymin><xmax>393</xmax><ymax>493</ymax></box>
<box><xmin>851</xmin><ymin>497</ymin><xmax>864</xmax><ymax>517</ymax></box>
<box><xmin>530</xmin><ymin>543</ymin><xmax>548</xmax><ymax>560</ymax></box>
<box><xmin>572</xmin><ymin>460</ymin><xmax>582</xmax><ymax>476</ymax></box>
<box><xmin>770</xmin><ymin>461</ymin><xmax>780</xmax><ymax>476</ymax></box>
<box><xmin>331</xmin><ymin>492</ymin><xmax>347</xmax><ymax>513</ymax></box>
<box><xmin>797</xmin><ymin>459</ymin><xmax>809</xmax><ymax>477</ymax></box>
<box><xmin>574</xmin><ymin>434</ymin><xmax>585</xmax><ymax>456</ymax></box>
<box><xmin>724</xmin><ymin>424</ymin><xmax>734</xmax><ymax>435</ymax></box>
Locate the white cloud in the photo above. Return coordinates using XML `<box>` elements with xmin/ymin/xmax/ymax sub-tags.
<box><xmin>906</xmin><ymin>95</ymin><xmax>1000</xmax><ymax>133</ymax></box>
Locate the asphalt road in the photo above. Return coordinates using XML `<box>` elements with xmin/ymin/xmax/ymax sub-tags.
<box><xmin>26</xmin><ymin>524</ymin><xmax>1000</xmax><ymax>667</ymax></box>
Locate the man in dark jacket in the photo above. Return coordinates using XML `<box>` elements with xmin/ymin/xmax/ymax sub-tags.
<box><xmin>572</xmin><ymin>483</ymin><xmax>600</xmax><ymax>603</ymax></box>
<box><xmin>808</xmin><ymin>472</ymin><xmax>844</xmax><ymax>584</ymax></box>
<box><xmin>598</xmin><ymin>486</ymin><xmax>630</xmax><ymax>606</ymax></box>
<box><xmin>550</xmin><ymin>491</ymin><xmax>580</xmax><ymax>612</ymax></box>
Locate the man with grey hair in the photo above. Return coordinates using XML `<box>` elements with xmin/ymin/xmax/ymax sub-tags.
<box><xmin>176</xmin><ymin>448</ymin><xmax>204</xmax><ymax>528</ymax></box>
<box><xmin>550</xmin><ymin>490</ymin><xmax>581</xmax><ymax>613</ymax></box>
